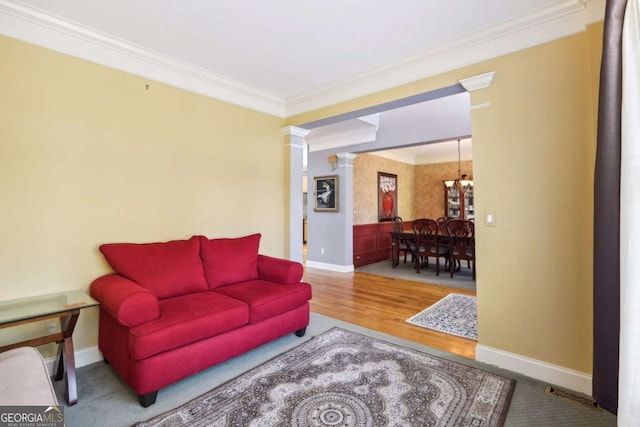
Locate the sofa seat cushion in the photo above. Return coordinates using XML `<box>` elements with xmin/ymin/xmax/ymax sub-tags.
<box><xmin>129</xmin><ymin>292</ymin><xmax>248</xmax><ymax>360</ymax></box>
<box><xmin>100</xmin><ymin>236</ymin><xmax>208</xmax><ymax>299</ymax></box>
<box><xmin>214</xmin><ymin>280</ymin><xmax>312</xmax><ymax>324</ymax></box>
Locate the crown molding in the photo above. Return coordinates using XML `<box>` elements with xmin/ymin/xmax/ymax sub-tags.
<box><xmin>285</xmin><ymin>0</ymin><xmax>605</xmax><ymax>116</ymax></box>
<box><xmin>0</xmin><ymin>0</ymin><xmax>285</xmax><ymax>117</ymax></box>
<box><xmin>0</xmin><ymin>0</ymin><xmax>605</xmax><ymax>119</ymax></box>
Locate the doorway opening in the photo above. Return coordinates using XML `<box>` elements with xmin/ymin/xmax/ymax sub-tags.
<box><xmin>295</xmin><ymin>85</ymin><xmax>472</xmax><ymax>277</ymax></box>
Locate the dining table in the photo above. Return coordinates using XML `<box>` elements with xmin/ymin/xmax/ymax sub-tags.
<box><xmin>389</xmin><ymin>230</ymin><xmax>449</xmax><ymax>268</ymax></box>
<box><xmin>389</xmin><ymin>230</ymin><xmax>456</xmax><ymax>268</ymax></box>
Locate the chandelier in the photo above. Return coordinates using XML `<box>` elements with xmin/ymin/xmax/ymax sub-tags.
<box><xmin>443</xmin><ymin>139</ymin><xmax>473</xmax><ymax>190</ymax></box>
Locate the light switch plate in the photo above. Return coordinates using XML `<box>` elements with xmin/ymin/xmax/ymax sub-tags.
<box><xmin>485</xmin><ymin>212</ymin><xmax>496</xmax><ymax>226</ymax></box>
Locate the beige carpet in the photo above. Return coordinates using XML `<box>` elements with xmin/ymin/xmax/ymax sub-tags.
<box><xmin>134</xmin><ymin>328</ymin><xmax>514</xmax><ymax>427</ymax></box>
<box><xmin>55</xmin><ymin>313</ymin><xmax>616</xmax><ymax>427</ymax></box>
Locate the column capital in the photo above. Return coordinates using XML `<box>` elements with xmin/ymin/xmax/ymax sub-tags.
<box><xmin>336</xmin><ymin>153</ymin><xmax>357</xmax><ymax>160</ymax></box>
<box><xmin>459</xmin><ymin>71</ymin><xmax>496</xmax><ymax>92</ymax></box>
<box><xmin>281</xmin><ymin>126</ymin><xmax>310</xmax><ymax>138</ymax></box>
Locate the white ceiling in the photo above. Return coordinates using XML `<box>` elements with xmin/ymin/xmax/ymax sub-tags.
<box><xmin>1</xmin><ymin>0</ymin><xmax>604</xmax><ymax>116</ymax></box>
<box><xmin>374</xmin><ymin>138</ymin><xmax>473</xmax><ymax>165</ymax></box>
<box><xmin>2</xmin><ymin>0</ymin><xmax>550</xmax><ymax>99</ymax></box>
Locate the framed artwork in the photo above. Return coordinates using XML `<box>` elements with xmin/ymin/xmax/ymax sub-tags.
<box><xmin>378</xmin><ymin>172</ymin><xmax>397</xmax><ymax>221</ymax></box>
<box><xmin>314</xmin><ymin>175</ymin><xmax>339</xmax><ymax>212</ymax></box>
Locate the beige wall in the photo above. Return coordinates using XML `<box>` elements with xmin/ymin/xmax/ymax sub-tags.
<box><xmin>353</xmin><ymin>154</ymin><xmax>472</xmax><ymax>224</ymax></box>
<box><xmin>0</xmin><ymin>36</ymin><xmax>285</xmax><ymax>354</ymax></box>
<box><xmin>289</xmin><ymin>24</ymin><xmax>603</xmax><ymax>374</ymax></box>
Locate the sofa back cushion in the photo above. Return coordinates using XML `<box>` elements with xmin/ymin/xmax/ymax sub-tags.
<box><xmin>199</xmin><ymin>233</ymin><xmax>261</xmax><ymax>289</ymax></box>
<box><xmin>99</xmin><ymin>236</ymin><xmax>208</xmax><ymax>299</ymax></box>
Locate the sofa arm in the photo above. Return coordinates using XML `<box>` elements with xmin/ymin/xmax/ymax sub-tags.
<box><xmin>257</xmin><ymin>255</ymin><xmax>304</xmax><ymax>284</ymax></box>
<box><xmin>90</xmin><ymin>274</ymin><xmax>160</xmax><ymax>328</ymax></box>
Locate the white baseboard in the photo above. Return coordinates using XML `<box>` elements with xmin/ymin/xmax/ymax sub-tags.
<box><xmin>44</xmin><ymin>345</ymin><xmax>103</xmax><ymax>375</ymax></box>
<box><xmin>476</xmin><ymin>344</ymin><xmax>592</xmax><ymax>396</ymax></box>
<box><xmin>305</xmin><ymin>260</ymin><xmax>354</xmax><ymax>273</ymax></box>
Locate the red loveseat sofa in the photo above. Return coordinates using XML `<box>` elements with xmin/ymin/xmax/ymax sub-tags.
<box><xmin>90</xmin><ymin>233</ymin><xmax>311</xmax><ymax>407</ymax></box>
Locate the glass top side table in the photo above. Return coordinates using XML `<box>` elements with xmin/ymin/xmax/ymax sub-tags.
<box><xmin>0</xmin><ymin>290</ymin><xmax>99</xmax><ymax>405</ymax></box>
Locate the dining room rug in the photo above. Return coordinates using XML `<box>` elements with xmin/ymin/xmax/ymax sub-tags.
<box><xmin>356</xmin><ymin>259</ymin><xmax>476</xmax><ymax>291</ymax></box>
<box><xmin>406</xmin><ymin>293</ymin><xmax>478</xmax><ymax>340</ymax></box>
<box><xmin>134</xmin><ymin>327</ymin><xmax>513</xmax><ymax>427</ymax></box>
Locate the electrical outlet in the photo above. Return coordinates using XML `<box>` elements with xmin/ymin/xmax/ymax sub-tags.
<box><xmin>320</xmin><ymin>248</ymin><xmax>325</xmax><ymax>255</ymax></box>
<box><xmin>48</xmin><ymin>321</ymin><xmax>56</xmax><ymax>334</ymax></box>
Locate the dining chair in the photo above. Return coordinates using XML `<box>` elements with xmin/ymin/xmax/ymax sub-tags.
<box><xmin>436</xmin><ymin>216</ymin><xmax>452</xmax><ymax>234</ymax></box>
<box><xmin>445</xmin><ymin>219</ymin><xmax>476</xmax><ymax>280</ymax></box>
<box><xmin>391</xmin><ymin>216</ymin><xmax>412</xmax><ymax>267</ymax></box>
<box><xmin>413</xmin><ymin>218</ymin><xmax>449</xmax><ymax>275</ymax></box>
<box><xmin>411</xmin><ymin>218</ymin><xmax>429</xmax><ymax>267</ymax></box>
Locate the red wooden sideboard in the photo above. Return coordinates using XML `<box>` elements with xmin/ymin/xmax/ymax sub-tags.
<box><xmin>353</xmin><ymin>221</ymin><xmax>414</xmax><ymax>267</ymax></box>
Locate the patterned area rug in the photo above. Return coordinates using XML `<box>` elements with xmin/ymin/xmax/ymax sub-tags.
<box><xmin>406</xmin><ymin>293</ymin><xmax>478</xmax><ymax>340</ymax></box>
<box><xmin>135</xmin><ymin>327</ymin><xmax>513</xmax><ymax>427</ymax></box>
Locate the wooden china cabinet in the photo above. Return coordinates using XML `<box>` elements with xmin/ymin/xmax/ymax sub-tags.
<box><xmin>443</xmin><ymin>179</ymin><xmax>474</xmax><ymax>220</ymax></box>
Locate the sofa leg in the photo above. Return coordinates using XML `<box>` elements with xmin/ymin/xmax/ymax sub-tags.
<box><xmin>295</xmin><ymin>327</ymin><xmax>307</xmax><ymax>337</ymax></box>
<box><xmin>139</xmin><ymin>391</ymin><xmax>158</xmax><ymax>407</ymax></box>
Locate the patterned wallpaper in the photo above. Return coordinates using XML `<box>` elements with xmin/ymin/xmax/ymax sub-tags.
<box><xmin>414</xmin><ymin>160</ymin><xmax>473</xmax><ymax>220</ymax></box>
<box><xmin>353</xmin><ymin>154</ymin><xmax>414</xmax><ymax>224</ymax></box>
<box><xmin>353</xmin><ymin>153</ymin><xmax>472</xmax><ymax>225</ymax></box>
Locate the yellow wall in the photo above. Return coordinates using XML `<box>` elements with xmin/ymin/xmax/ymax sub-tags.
<box><xmin>289</xmin><ymin>24</ymin><xmax>603</xmax><ymax>374</ymax></box>
<box><xmin>0</xmin><ymin>36</ymin><xmax>285</xmax><ymax>354</ymax></box>
<box><xmin>0</xmin><ymin>18</ymin><xmax>604</xmax><ymax>375</ymax></box>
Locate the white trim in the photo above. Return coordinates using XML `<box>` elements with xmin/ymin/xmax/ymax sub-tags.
<box><xmin>306</xmin><ymin>124</ymin><xmax>378</xmax><ymax>153</ymax></box>
<box><xmin>336</xmin><ymin>153</ymin><xmax>357</xmax><ymax>160</ymax></box>
<box><xmin>44</xmin><ymin>345</ymin><xmax>103</xmax><ymax>375</ymax></box>
<box><xmin>476</xmin><ymin>344</ymin><xmax>592</xmax><ymax>395</ymax></box>
<box><xmin>334</xmin><ymin>153</ymin><xmax>357</xmax><ymax>169</ymax></box>
<box><xmin>282</xmin><ymin>126</ymin><xmax>310</xmax><ymax>138</ymax></box>
<box><xmin>0</xmin><ymin>0</ymin><xmax>605</xmax><ymax>117</ymax></box>
<box><xmin>470</xmin><ymin>102</ymin><xmax>492</xmax><ymax>110</ymax></box>
<box><xmin>357</xmin><ymin>114</ymin><xmax>380</xmax><ymax>129</ymax></box>
<box><xmin>0</xmin><ymin>0</ymin><xmax>285</xmax><ymax>117</ymax></box>
<box><xmin>285</xmin><ymin>0</ymin><xmax>605</xmax><ymax>115</ymax></box>
<box><xmin>459</xmin><ymin>71</ymin><xmax>496</xmax><ymax>92</ymax></box>
<box><xmin>285</xmin><ymin>141</ymin><xmax>304</xmax><ymax>149</ymax></box>
<box><xmin>305</xmin><ymin>261</ymin><xmax>354</xmax><ymax>273</ymax></box>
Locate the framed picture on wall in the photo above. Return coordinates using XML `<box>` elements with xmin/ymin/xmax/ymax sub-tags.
<box><xmin>378</xmin><ymin>172</ymin><xmax>397</xmax><ymax>221</ymax></box>
<box><xmin>314</xmin><ymin>175</ymin><xmax>339</xmax><ymax>212</ymax></box>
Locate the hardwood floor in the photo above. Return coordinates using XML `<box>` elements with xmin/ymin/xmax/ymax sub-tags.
<box><xmin>303</xmin><ymin>266</ymin><xmax>477</xmax><ymax>359</ymax></box>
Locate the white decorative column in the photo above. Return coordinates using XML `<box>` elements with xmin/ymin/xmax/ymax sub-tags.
<box><xmin>336</xmin><ymin>153</ymin><xmax>357</xmax><ymax>270</ymax></box>
<box><xmin>282</xmin><ymin>126</ymin><xmax>309</xmax><ymax>263</ymax></box>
